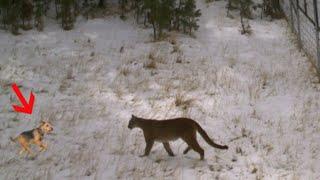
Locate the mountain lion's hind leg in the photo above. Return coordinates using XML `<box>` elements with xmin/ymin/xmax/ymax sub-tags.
<box><xmin>182</xmin><ymin>134</ymin><xmax>204</xmax><ymax>160</ymax></box>
<box><xmin>183</xmin><ymin>146</ymin><xmax>191</xmax><ymax>154</ymax></box>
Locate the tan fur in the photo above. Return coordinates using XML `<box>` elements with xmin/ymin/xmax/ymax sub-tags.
<box><xmin>128</xmin><ymin>115</ymin><xmax>228</xmax><ymax>160</ymax></box>
<box><xmin>11</xmin><ymin>121</ymin><xmax>53</xmax><ymax>156</ymax></box>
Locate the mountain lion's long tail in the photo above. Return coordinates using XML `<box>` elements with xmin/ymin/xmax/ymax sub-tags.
<box><xmin>195</xmin><ymin>123</ymin><xmax>228</xmax><ymax>149</ymax></box>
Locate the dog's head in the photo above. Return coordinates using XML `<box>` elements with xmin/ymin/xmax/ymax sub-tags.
<box><xmin>39</xmin><ymin>120</ymin><xmax>53</xmax><ymax>133</ymax></box>
<box><xmin>128</xmin><ymin>115</ymin><xmax>138</xmax><ymax>129</ymax></box>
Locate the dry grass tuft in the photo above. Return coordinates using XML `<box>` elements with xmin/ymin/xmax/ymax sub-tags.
<box><xmin>114</xmin><ymin>86</ymin><xmax>123</xmax><ymax>98</ymax></box>
<box><xmin>143</xmin><ymin>53</ymin><xmax>157</xmax><ymax>69</ymax></box>
<box><xmin>59</xmin><ymin>79</ymin><xmax>71</xmax><ymax>92</ymax></box>
<box><xmin>248</xmin><ymin>82</ymin><xmax>260</xmax><ymax>101</ymax></box>
<box><xmin>175</xmin><ymin>93</ymin><xmax>194</xmax><ymax>110</ymax></box>
<box><xmin>228</xmin><ymin>57</ymin><xmax>237</xmax><ymax>68</ymax></box>
<box><xmin>119</xmin><ymin>66</ymin><xmax>130</xmax><ymax>76</ymax></box>
<box><xmin>143</xmin><ymin>59</ymin><xmax>157</xmax><ymax>69</ymax></box>
<box><xmin>176</xmin><ymin>54</ymin><xmax>183</xmax><ymax>63</ymax></box>
<box><xmin>169</xmin><ymin>38</ymin><xmax>177</xmax><ymax>45</ymax></box>
<box><xmin>162</xmin><ymin>81</ymin><xmax>171</xmax><ymax>93</ymax></box>
<box><xmin>260</xmin><ymin>71</ymin><xmax>268</xmax><ymax>88</ymax></box>
<box><xmin>172</xmin><ymin>45</ymin><xmax>180</xmax><ymax>54</ymax></box>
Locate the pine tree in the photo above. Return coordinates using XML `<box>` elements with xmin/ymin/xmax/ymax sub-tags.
<box><xmin>173</xmin><ymin>0</ymin><xmax>182</xmax><ymax>31</ymax></box>
<box><xmin>61</xmin><ymin>0</ymin><xmax>74</xmax><ymax>30</ymax></box>
<box><xmin>157</xmin><ymin>0</ymin><xmax>174</xmax><ymax>37</ymax></box>
<box><xmin>98</xmin><ymin>0</ymin><xmax>105</xmax><ymax>8</ymax></box>
<box><xmin>240</xmin><ymin>0</ymin><xmax>252</xmax><ymax>19</ymax></box>
<box><xmin>227</xmin><ymin>0</ymin><xmax>253</xmax><ymax>19</ymax></box>
<box><xmin>133</xmin><ymin>0</ymin><xmax>143</xmax><ymax>23</ymax></box>
<box><xmin>54</xmin><ymin>0</ymin><xmax>61</xmax><ymax>19</ymax></box>
<box><xmin>239</xmin><ymin>0</ymin><xmax>252</xmax><ymax>34</ymax></box>
<box><xmin>263</xmin><ymin>0</ymin><xmax>283</xmax><ymax>19</ymax></box>
<box><xmin>73</xmin><ymin>0</ymin><xmax>80</xmax><ymax>17</ymax></box>
<box><xmin>119</xmin><ymin>0</ymin><xmax>128</xmax><ymax>20</ymax></box>
<box><xmin>0</xmin><ymin>0</ymin><xmax>11</xmax><ymax>30</ymax></box>
<box><xmin>143</xmin><ymin>0</ymin><xmax>174</xmax><ymax>40</ymax></box>
<box><xmin>21</xmin><ymin>0</ymin><xmax>33</xmax><ymax>30</ymax></box>
<box><xmin>180</xmin><ymin>0</ymin><xmax>201</xmax><ymax>35</ymax></box>
<box><xmin>226</xmin><ymin>0</ymin><xmax>253</xmax><ymax>34</ymax></box>
<box><xmin>143</xmin><ymin>0</ymin><xmax>158</xmax><ymax>39</ymax></box>
<box><xmin>44</xmin><ymin>0</ymin><xmax>51</xmax><ymax>15</ymax></box>
<box><xmin>35</xmin><ymin>0</ymin><xmax>45</xmax><ymax>31</ymax></box>
<box><xmin>136</xmin><ymin>0</ymin><xmax>201</xmax><ymax>39</ymax></box>
<box><xmin>9</xmin><ymin>0</ymin><xmax>22</xmax><ymax>35</ymax></box>
<box><xmin>82</xmin><ymin>0</ymin><xmax>97</xmax><ymax>19</ymax></box>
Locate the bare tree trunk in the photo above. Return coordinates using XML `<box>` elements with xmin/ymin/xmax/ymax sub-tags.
<box><xmin>55</xmin><ymin>0</ymin><xmax>60</xmax><ymax>19</ymax></box>
<box><xmin>151</xmin><ymin>19</ymin><xmax>156</xmax><ymax>40</ymax></box>
<box><xmin>98</xmin><ymin>0</ymin><xmax>105</xmax><ymax>8</ymax></box>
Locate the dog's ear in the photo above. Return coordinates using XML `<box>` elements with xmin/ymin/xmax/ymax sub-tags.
<box><xmin>40</xmin><ymin>120</ymin><xmax>45</xmax><ymax>124</ymax></box>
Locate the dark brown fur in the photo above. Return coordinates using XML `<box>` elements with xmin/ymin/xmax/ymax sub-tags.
<box><xmin>10</xmin><ymin>121</ymin><xmax>53</xmax><ymax>156</ymax></box>
<box><xmin>128</xmin><ymin>115</ymin><xmax>228</xmax><ymax>160</ymax></box>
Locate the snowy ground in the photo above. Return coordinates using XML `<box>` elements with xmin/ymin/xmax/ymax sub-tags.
<box><xmin>1</xmin><ymin>1</ymin><xmax>320</xmax><ymax>179</ymax></box>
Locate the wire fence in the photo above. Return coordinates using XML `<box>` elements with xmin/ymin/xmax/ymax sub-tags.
<box><xmin>281</xmin><ymin>0</ymin><xmax>320</xmax><ymax>71</ymax></box>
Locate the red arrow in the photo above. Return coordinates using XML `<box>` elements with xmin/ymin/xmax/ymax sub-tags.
<box><xmin>11</xmin><ymin>83</ymin><xmax>35</xmax><ymax>115</ymax></box>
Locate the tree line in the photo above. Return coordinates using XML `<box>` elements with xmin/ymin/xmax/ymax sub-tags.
<box><xmin>0</xmin><ymin>0</ymin><xmax>201</xmax><ymax>40</ymax></box>
<box><xmin>0</xmin><ymin>0</ymin><xmax>282</xmax><ymax>38</ymax></box>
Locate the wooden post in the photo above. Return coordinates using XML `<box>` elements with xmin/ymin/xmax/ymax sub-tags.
<box><xmin>295</xmin><ymin>0</ymin><xmax>302</xmax><ymax>49</ymax></box>
<box><xmin>313</xmin><ymin>0</ymin><xmax>320</xmax><ymax>70</ymax></box>
<box><xmin>289</xmin><ymin>0</ymin><xmax>294</xmax><ymax>31</ymax></box>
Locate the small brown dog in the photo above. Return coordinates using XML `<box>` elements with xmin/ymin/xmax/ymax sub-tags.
<box><xmin>11</xmin><ymin>120</ymin><xmax>53</xmax><ymax>156</ymax></box>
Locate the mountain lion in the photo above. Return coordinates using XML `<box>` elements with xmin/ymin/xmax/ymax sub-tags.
<box><xmin>128</xmin><ymin>115</ymin><xmax>228</xmax><ymax>160</ymax></box>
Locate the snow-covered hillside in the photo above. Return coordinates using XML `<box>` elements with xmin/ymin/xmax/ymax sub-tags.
<box><xmin>1</xmin><ymin>1</ymin><xmax>320</xmax><ymax>179</ymax></box>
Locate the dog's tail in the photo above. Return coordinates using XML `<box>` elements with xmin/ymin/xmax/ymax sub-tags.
<box><xmin>10</xmin><ymin>137</ymin><xmax>17</xmax><ymax>142</ymax></box>
<box><xmin>195</xmin><ymin>122</ymin><xmax>228</xmax><ymax>150</ymax></box>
